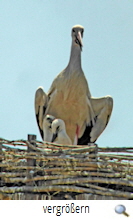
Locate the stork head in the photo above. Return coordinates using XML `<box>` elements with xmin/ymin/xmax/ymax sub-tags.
<box><xmin>51</xmin><ymin>119</ymin><xmax>66</xmax><ymax>142</ymax></box>
<box><xmin>43</xmin><ymin>114</ymin><xmax>55</xmax><ymax>129</ymax></box>
<box><xmin>71</xmin><ymin>25</ymin><xmax>84</xmax><ymax>50</ymax></box>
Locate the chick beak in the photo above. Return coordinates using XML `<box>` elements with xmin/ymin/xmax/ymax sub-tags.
<box><xmin>51</xmin><ymin>132</ymin><xmax>58</xmax><ymax>142</ymax></box>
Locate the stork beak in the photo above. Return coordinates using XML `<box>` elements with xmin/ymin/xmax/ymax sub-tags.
<box><xmin>76</xmin><ymin>31</ymin><xmax>83</xmax><ymax>50</ymax></box>
<box><xmin>51</xmin><ymin>132</ymin><xmax>58</xmax><ymax>142</ymax></box>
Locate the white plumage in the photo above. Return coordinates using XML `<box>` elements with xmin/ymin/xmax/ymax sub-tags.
<box><xmin>51</xmin><ymin>119</ymin><xmax>72</xmax><ymax>145</ymax></box>
<box><xmin>42</xmin><ymin>114</ymin><xmax>55</xmax><ymax>142</ymax></box>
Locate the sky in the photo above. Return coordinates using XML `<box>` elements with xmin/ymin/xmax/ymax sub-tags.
<box><xmin>0</xmin><ymin>0</ymin><xmax>133</xmax><ymax>147</ymax></box>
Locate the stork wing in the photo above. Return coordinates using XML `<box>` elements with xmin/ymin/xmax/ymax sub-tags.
<box><xmin>34</xmin><ymin>87</ymin><xmax>48</xmax><ymax>140</ymax></box>
<box><xmin>78</xmin><ymin>96</ymin><xmax>113</xmax><ymax>145</ymax></box>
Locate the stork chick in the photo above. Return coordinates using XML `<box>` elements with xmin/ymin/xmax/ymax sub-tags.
<box><xmin>42</xmin><ymin>114</ymin><xmax>55</xmax><ymax>142</ymax></box>
<box><xmin>51</xmin><ymin>119</ymin><xmax>72</xmax><ymax>145</ymax></box>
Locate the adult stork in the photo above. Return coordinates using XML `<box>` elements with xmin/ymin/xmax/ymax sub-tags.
<box><xmin>35</xmin><ymin>25</ymin><xmax>113</xmax><ymax>144</ymax></box>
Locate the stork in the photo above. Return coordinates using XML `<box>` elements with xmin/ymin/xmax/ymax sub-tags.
<box><xmin>42</xmin><ymin>114</ymin><xmax>55</xmax><ymax>142</ymax></box>
<box><xmin>35</xmin><ymin>25</ymin><xmax>113</xmax><ymax>145</ymax></box>
<box><xmin>37</xmin><ymin>113</ymin><xmax>72</xmax><ymax>145</ymax></box>
<box><xmin>51</xmin><ymin>119</ymin><xmax>72</xmax><ymax>145</ymax></box>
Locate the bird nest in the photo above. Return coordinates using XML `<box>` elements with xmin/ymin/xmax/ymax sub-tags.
<box><xmin>0</xmin><ymin>136</ymin><xmax>133</xmax><ymax>200</ymax></box>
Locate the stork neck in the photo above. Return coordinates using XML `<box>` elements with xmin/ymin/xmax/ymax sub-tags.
<box><xmin>67</xmin><ymin>42</ymin><xmax>82</xmax><ymax>72</ymax></box>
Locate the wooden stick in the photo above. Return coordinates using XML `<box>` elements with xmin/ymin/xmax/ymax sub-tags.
<box><xmin>0</xmin><ymin>170</ymin><xmax>126</xmax><ymax>179</ymax></box>
<box><xmin>1</xmin><ymin>170</ymin><xmax>128</xmax><ymax>184</ymax></box>
<box><xmin>0</xmin><ymin>185</ymin><xmax>132</xmax><ymax>199</ymax></box>
<box><xmin>38</xmin><ymin>176</ymin><xmax>133</xmax><ymax>187</ymax></box>
<box><xmin>98</xmin><ymin>147</ymin><xmax>133</xmax><ymax>152</ymax></box>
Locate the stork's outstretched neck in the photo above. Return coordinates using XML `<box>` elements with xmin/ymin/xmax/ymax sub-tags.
<box><xmin>67</xmin><ymin>25</ymin><xmax>83</xmax><ymax>72</ymax></box>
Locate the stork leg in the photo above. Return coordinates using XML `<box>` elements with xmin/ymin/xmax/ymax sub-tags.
<box><xmin>34</xmin><ymin>86</ymin><xmax>48</xmax><ymax>140</ymax></box>
<box><xmin>78</xmin><ymin>95</ymin><xmax>113</xmax><ymax>145</ymax></box>
<box><xmin>89</xmin><ymin>95</ymin><xmax>113</xmax><ymax>142</ymax></box>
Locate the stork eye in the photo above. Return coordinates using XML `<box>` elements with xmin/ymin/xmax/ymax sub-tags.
<box><xmin>72</xmin><ymin>29</ymin><xmax>75</xmax><ymax>33</ymax></box>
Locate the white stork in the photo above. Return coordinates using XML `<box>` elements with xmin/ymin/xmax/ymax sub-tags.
<box><xmin>37</xmin><ymin>113</ymin><xmax>72</xmax><ymax>145</ymax></box>
<box><xmin>42</xmin><ymin>114</ymin><xmax>55</xmax><ymax>142</ymax></box>
<box><xmin>35</xmin><ymin>25</ymin><xmax>113</xmax><ymax>145</ymax></box>
<box><xmin>51</xmin><ymin>119</ymin><xmax>72</xmax><ymax>145</ymax></box>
